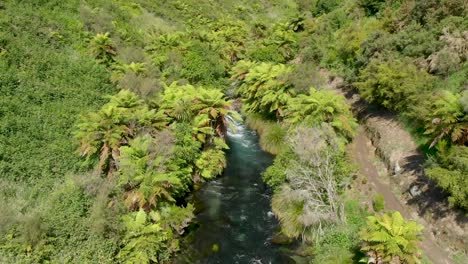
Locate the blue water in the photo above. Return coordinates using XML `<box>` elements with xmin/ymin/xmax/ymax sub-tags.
<box><xmin>180</xmin><ymin>121</ymin><xmax>292</xmax><ymax>263</ymax></box>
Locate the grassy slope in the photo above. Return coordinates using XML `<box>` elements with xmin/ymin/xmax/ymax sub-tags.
<box><xmin>0</xmin><ymin>0</ymin><xmax>300</xmax><ymax>262</ymax></box>
<box><xmin>0</xmin><ymin>1</ymin><xmax>114</xmax><ymax>185</ymax></box>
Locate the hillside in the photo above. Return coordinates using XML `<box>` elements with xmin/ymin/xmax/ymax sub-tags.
<box><xmin>0</xmin><ymin>0</ymin><xmax>466</xmax><ymax>263</ymax></box>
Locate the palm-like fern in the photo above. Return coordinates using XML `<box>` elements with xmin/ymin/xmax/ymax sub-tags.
<box><xmin>231</xmin><ymin>61</ymin><xmax>292</xmax><ymax>117</ymax></box>
<box><xmin>284</xmin><ymin>88</ymin><xmax>357</xmax><ymax>140</ymax></box>
<box><xmin>424</xmin><ymin>90</ymin><xmax>468</xmax><ymax>148</ymax></box>
<box><xmin>191</xmin><ymin>114</ymin><xmax>214</xmax><ymax>144</ymax></box>
<box><xmin>195</xmin><ymin>88</ymin><xmax>238</xmax><ymax>136</ymax></box>
<box><xmin>90</xmin><ymin>32</ymin><xmax>116</xmax><ymax>65</ymax></box>
<box><xmin>195</xmin><ymin>148</ymin><xmax>227</xmax><ymax>181</ymax></box>
<box><xmin>161</xmin><ymin>82</ymin><xmax>238</xmax><ymax>138</ymax></box>
<box><xmin>117</xmin><ymin>210</ymin><xmax>173</xmax><ymax>264</ymax></box>
<box><xmin>75</xmin><ymin>105</ymin><xmax>128</xmax><ymax>175</ymax></box>
<box><xmin>359</xmin><ymin>211</ymin><xmax>424</xmax><ymax>264</ymax></box>
<box><xmin>111</xmin><ymin>62</ymin><xmax>147</xmax><ymax>83</ymax></box>
<box><xmin>118</xmin><ymin>135</ymin><xmax>182</xmax><ymax>211</ymax></box>
<box><xmin>74</xmin><ymin>90</ymin><xmax>166</xmax><ymax>175</ymax></box>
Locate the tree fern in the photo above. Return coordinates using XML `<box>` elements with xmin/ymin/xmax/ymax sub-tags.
<box><xmin>284</xmin><ymin>88</ymin><xmax>357</xmax><ymax>140</ymax></box>
<box><xmin>359</xmin><ymin>211</ymin><xmax>424</xmax><ymax>264</ymax></box>
<box><xmin>231</xmin><ymin>60</ymin><xmax>292</xmax><ymax>117</ymax></box>
<box><xmin>117</xmin><ymin>210</ymin><xmax>174</xmax><ymax>264</ymax></box>
<box><xmin>90</xmin><ymin>32</ymin><xmax>116</xmax><ymax>65</ymax></box>
<box><xmin>74</xmin><ymin>90</ymin><xmax>166</xmax><ymax>175</ymax></box>
<box><xmin>118</xmin><ymin>135</ymin><xmax>182</xmax><ymax>211</ymax></box>
<box><xmin>424</xmin><ymin>90</ymin><xmax>468</xmax><ymax>147</ymax></box>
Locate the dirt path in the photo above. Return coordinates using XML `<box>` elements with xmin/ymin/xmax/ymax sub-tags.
<box><xmin>349</xmin><ymin>127</ymin><xmax>455</xmax><ymax>264</ymax></box>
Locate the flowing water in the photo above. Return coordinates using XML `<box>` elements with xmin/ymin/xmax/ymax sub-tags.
<box><xmin>180</xmin><ymin>121</ymin><xmax>292</xmax><ymax>263</ymax></box>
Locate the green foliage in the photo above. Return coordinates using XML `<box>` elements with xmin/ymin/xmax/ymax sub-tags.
<box><xmin>372</xmin><ymin>193</ymin><xmax>385</xmax><ymax>212</ymax></box>
<box><xmin>0</xmin><ymin>2</ymin><xmax>115</xmax><ymax>183</ymax></box>
<box><xmin>334</xmin><ymin>18</ymin><xmax>382</xmax><ymax>69</ymax></box>
<box><xmin>159</xmin><ymin>204</ymin><xmax>195</xmax><ymax>235</ymax></box>
<box><xmin>74</xmin><ymin>90</ymin><xmax>166</xmax><ymax>175</ymax></box>
<box><xmin>284</xmin><ymin>87</ymin><xmax>357</xmax><ymax>140</ymax></box>
<box><xmin>311</xmin><ymin>200</ymin><xmax>369</xmax><ymax>264</ymax></box>
<box><xmin>170</xmin><ymin>123</ymin><xmax>203</xmax><ymax>190</ymax></box>
<box><xmin>0</xmin><ymin>174</ymin><xmax>121</xmax><ymax>263</ymax></box>
<box><xmin>310</xmin><ymin>0</ymin><xmax>342</xmax><ymax>16</ymax></box>
<box><xmin>260</xmin><ymin>123</ymin><xmax>287</xmax><ymax>155</ymax></box>
<box><xmin>426</xmin><ymin>145</ymin><xmax>468</xmax><ymax>209</ymax></box>
<box><xmin>262</xmin><ymin>149</ymin><xmax>294</xmax><ymax>189</ymax></box>
<box><xmin>117</xmin><ymin>210</ymin><xmax>174</xmax><ymax>263</ymax></box>
<box><xmin>359</xmin><ymin>211</ymin><xmax>424</xmax><ymax>263</ymax></box>
<box><xmin>118</xmin><ymin>135</ymin><xmax>182</xmax><ymax>210</ymax></box>
<box><xmin>248</xmin><ymin>44</ymin><xmax>286</xmax><ymax>63</ymax></box>
<box><xmin>90</xmin><ymin>32</ymin><xmax>117</xmax><ymax>65</ymax></box>
<box><xmin>286</xmin><ymin>61</ymin><xmax>325</xmax><ymax>94</ymax></box>
<box><xmin>246</xmin><ymin>21</ymin><xmax>299</xmax><ymax>63</ymax></box>
<box><xmin>161</xmin><ymin>82</ymin><xmax>239</xmax><ymax>139</ymax></box>
<box><xmin>245</xmin><ymin>114</ymin><xmax>287</xmax><ymax>154</ymax></box>
<box><xmin>181</xmin><ymin>41</ymin><xmax>226</xmax><ymax>84</ymax></box>
<box><xmin>195</xmin><ymin>148</ymin><xmax>227</xmax><ymax>181</ymax></box>
<box><xmin>358</xmin><ymin>0</ymin><xmax>386</xmax><ymax>16</ymax></box>
<box><xmin>423</xmin><ymin>91</ymin><xmax>468</xmax><ymax>147</ymax></box>
<box><xmin>232</xmin><ymin>60</ymin><xmax>293</xmax><ymax>117</ymax></box>
<box><xmin>354</xmin><ymin>59</ymin><xmax>435</xmax><ymax>111</ymax></box>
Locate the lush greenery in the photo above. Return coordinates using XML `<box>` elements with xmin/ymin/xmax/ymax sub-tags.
<box><xmin>297</xmin><ymin>0</ymin><xmax>468</xmax><ymax>210</ymax></box>
<box><xmin>1</xmin><ymin>0</ymin><xmax>464</xmax><ymax>262</ymax></box>
<box><xmin>0</xmin><ymin>0</ymin><xmax>301</xmax><ymax>261</ymax></box>
<box><xmin>359</xmin><ymin>211</ymin><xmax>424</xmax><ymax>264</ymax></box>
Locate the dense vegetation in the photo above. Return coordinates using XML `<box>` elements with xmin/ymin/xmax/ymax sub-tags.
<box><xmin>0</xmin><ymin>0</ymin><xmax>465</xmax><ymax>263</ymax></box>
<box><xmin>298</xmin><ymin>0</ymin><xmax>468</xmax><ymax>210</ymax></box>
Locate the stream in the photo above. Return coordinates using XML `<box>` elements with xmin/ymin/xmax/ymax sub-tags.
<box><xmin>179</xmin><ymin>121</ymin><xmax>293</xmax><ymax>263</ymax></box>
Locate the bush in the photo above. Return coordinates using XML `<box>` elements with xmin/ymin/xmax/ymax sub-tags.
<box><xmin>181</xmin><ymin>41</ymin><xmax>226</xmax><ymax>85</ymax></box>
<box><xmin>426</xmin><ymin>145</ymin><xmax>468</xmax><ymax>209</ymax></box>
<box><xmin>286</xmin><ymin>62</ymin><xmax>325</xmax><ymax>94</ymax></box>
<box><xmin>354</xmin><ymin>58</ymin><xmax>435</xmax><ymax>112</ymax></box>
<box><xmin>372</xmin><ymin>193</ymin><xmax>385</xmax><ymax>212</ymax></box>
<box><xmin>310</xmin><ymin>0</ymin><xmax>342</xmax><ymax>16</ymax></box>
<box><xmin>359</xmin><ymin>211</ymin><xmax>424</xmax><ymax>263</ymax></box>
<box><xmin>310</xmin><ymin>200</ymin><xmax>368</xmax><ymax>263</ymax></box>
<box><xmin>358</xmin><ymin>0</ymin><xmax>386</xmax><ymax>16</ymax></box>
<box><xmin>262</xmin><ymin>150</ymin><xmax>294</xmax><ymax>189</ymax></box>
<box><xmin>247</xmin><ymin>44</ymin><xmax>286</xmax><ymax>63</ymax></box>
<box><xmin>259</xmin><ymin>123</ymin><xmax>286</xmax><ymax>155</ymax></box>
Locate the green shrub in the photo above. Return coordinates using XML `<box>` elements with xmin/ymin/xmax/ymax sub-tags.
<box><xmin>262</xmin><ymin>150</ymin><xmax>295</xmax><ymax>189</ymax></box>
<box><xmin>284</xmin><ymin>88</ymin><xmax>358</xmax><ymax>140</ymax></box>
<box><xmin>372</xmin><ymin>193</ymin><xmax>385</xmax><ymax>212</ymax></box>
<box><xmin>358</xmin><ymin>0</ymin><xmax>386</xmax><ymax>16</ymax></box>
<box><xmin>259</xmin><ymin>123</ymin><xmax>286</xmax><ymax>155</ymax></box>
<box><xmin>426</xmin><ymin>145</ymin><xmax>468</xmax><ymax>209</ymax></box>
<box><xmin>247</xmin><ymin>44</ymin><xmax>286</xmax><ymax>63</ymax></box>
<box><xmin>354</xmin><ymin>58</ymin><xmax>435</xmax><ymax>112</ymax></box>
<box><xmin>310</xmin><ymin>0</ymin><xmax>342</xmax><ymax>16</ymax></box>
<box><xmin>181</xmin><ymin>42</ymin><xmax>226</xmax><ymax>84</ymax></box>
